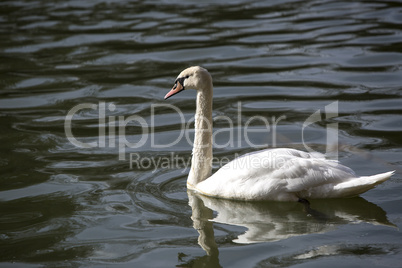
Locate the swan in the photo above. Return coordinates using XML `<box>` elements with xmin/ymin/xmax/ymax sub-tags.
<box><xmin>164</xmin><ymin>66</ymin><xmax>394</xmax><ymax>202</ymax></box>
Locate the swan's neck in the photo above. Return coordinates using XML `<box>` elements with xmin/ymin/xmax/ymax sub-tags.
<box><xmin>187</xmin><ymin>87</ymin><xmax>213</xmax><ymax>188</ymax></box>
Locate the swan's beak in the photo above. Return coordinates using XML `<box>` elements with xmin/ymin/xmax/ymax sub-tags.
<box><xmin>164</xmin><ymin>81</ymin><xmax>184</xmax><ymax>100</ymax></box>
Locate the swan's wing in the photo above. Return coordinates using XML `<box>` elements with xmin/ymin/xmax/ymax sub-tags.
<box><xmin>196</xmin><ymin>148</ymin><xmax>357</xmax><ymax>201</ymax></box>
<box><xmin>279</xmin><ymin>155</ymin><xmax>356</xmax><ymax>192</ymax></box>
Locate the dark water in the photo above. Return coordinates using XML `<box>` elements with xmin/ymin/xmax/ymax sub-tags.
<box><xmin>1</xmin><ymin>0</ymin><xmax>402</xmax><ymax>267</ymax></box>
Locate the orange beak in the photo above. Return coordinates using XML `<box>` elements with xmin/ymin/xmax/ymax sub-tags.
<box><xmin>164</xmin><ymin>81</ymin><xmax>184</xmax><ymax>100</ymax></box>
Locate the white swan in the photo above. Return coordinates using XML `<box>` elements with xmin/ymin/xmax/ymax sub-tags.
<box><xmin>164</xmin><ymin>66</ymin><xmax>394</xmax><ymax>201</ymax></box>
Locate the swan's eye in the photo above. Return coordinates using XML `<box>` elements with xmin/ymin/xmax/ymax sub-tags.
<box><xmin>174</xmin><ymin>75</ymin><xmax>190</xmax><ymax>89</ymax></box>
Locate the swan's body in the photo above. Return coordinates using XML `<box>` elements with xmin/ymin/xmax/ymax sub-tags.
<box><xmin>164</xmin><ymin>66</ymin><xmax>393</xmax><ymax>201</ymax></box>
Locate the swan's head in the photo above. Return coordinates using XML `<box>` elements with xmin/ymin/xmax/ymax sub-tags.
<box><xmin>164</xmin><ymin>66</ymin><xmax>212</xmax><ymax>99</ymax></box>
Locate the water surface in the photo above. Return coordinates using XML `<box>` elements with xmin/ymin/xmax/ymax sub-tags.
<box><xmin>1</xmin><ymin>0</ymin><xmax>402</xmax><ymax>267</ymax></box>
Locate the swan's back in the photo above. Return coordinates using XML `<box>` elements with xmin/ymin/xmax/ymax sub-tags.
<box><xmin>194</xmin><ymin>148</ymin><xmax>393</xmax><ymax>201</ymax></box>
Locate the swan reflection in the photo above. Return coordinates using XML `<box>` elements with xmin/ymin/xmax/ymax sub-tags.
<box><xmin>187</xmin><ymin>190</ymin><xmax>221</xmax><ymax>267</ymax></box>
<box><xmin>188</xmin><ymin>190</ymin><xmax>394</xmax><ymax>256</ymax></box>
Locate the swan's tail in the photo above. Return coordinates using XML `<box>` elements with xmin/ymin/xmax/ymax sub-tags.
<box><xmin>334</xmin><ymin>171</ymin><xmax>394</xmax><ymax>197</ymax></box>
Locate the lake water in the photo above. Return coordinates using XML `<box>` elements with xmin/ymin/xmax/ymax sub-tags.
<box><xmin>1</xmin><ymin>0</ymin><xmax>402</xmax><ymax>267</ymax></box>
